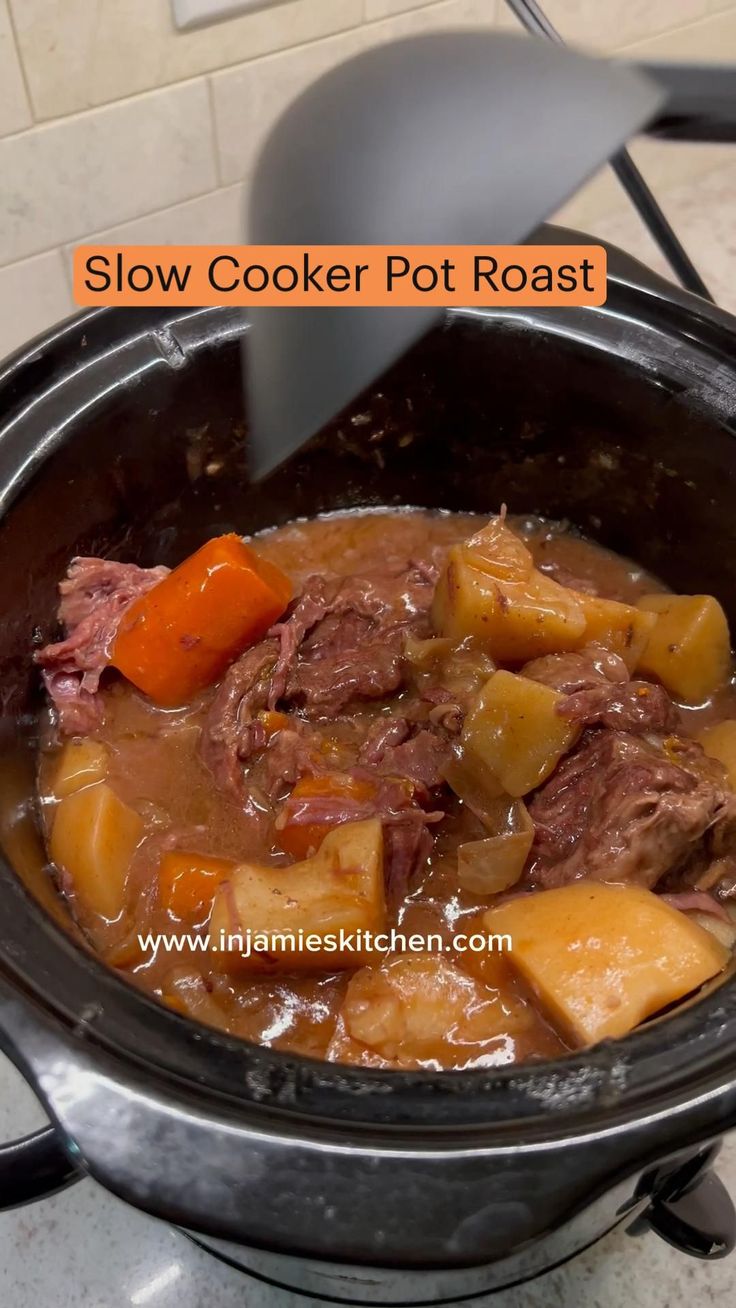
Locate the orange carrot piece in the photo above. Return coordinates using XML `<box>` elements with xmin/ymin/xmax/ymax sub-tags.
<box><xmin>158</xmin><ymin>851</ymin><xmax>237</xmax><ymax>921</ymax></box>
<box><xmin>112</xmin><ymin>534</ymin><xmax>291</xmax><ymax>705</ymax></box>
<box><xmin>258</xmin><ymin>710</ymin><xmax>291</xmax><ymax>740</ymax></box>
<box><xmin>276</xmin><ymin>774</ymin><xmax>378</xmax><ymax>860</ymax></box>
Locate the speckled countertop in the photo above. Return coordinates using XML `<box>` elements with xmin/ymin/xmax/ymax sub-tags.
<box><xmin>2</xmin><ymin>164</ymin><xmax>736</xmax><ymax>1307</ymax></box>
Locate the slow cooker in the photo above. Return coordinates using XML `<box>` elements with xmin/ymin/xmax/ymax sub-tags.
<box><xmin>1</xmin><ymin>228</ymin><xmax>736</xmax><ymax>1304</ymax></box>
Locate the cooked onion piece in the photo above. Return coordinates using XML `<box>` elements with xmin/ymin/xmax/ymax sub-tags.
<box><xmin>457</xmin><ymin>801</ymin><xmax>534</xmax><ymax>895</ymax></box>
<box><xmin>327</xmin><ymin>952</ymin><xmax>532</xmax><ymax>1068</ymax></box>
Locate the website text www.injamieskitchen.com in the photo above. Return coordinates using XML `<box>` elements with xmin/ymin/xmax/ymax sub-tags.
<box><xmin>136</xmin><ymin>927</ymin><xmax>513</xmax><ymax>965</ymax></box>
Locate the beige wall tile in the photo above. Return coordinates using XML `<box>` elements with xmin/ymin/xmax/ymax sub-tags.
<box><xmin>617</xmin><ymin>6</ymin><xmax>736</xmax><ymax>56</ymax></box>
<box><xmin>0</xmin><ymin>248</ymin><xmax>74</xmax><ymax>359</ymax></box>
<box><xmin>0</xmin><ymin>0</ymin><xmax>31</xmax><ymax>136</ymax></box>
<box><xmin>501</xmin><ymin>1</ymin><xmax>718</xmax><ymax>52</ymax></box>
<box><xmin>0</xmin><ymin>79</ymin><xmax>217</xmax><ymax>267</ymax></box>
<box><xmin>9</xmin><ymin>0</ymin><xmax>363</xmax><ymax>122</ymax></box>
<box><xmin>553</xmin><ymin>166</ymin><xmax>626</xmax><ymax>233</ymax></box>
<box><xmin>63</xmin><ymin>185</ymin><xmax>245</xmax><ymax>274</ymax></box>
<box><xmin>212</xmin><ymin>0</ymin><xmax>501</xmax><ymax>188</ymax></box>
<box><xmin>364</xmin><ymin>0</ymin><xmax>445</xmax><ymax>18</ymax></box>
<box><xmin>555</xmin><ymin>139</ymin><xmax>736</xmax><ymax>232</ymax></box>
<box><xmin>565</xmin><ymin>157</ymin><xmax>736</xmax><ymax>315</ymax></box>
<box><xmin>628</xmin><ymin>138</ymin><xmax>736</xmax><ymax>190</ymax></box>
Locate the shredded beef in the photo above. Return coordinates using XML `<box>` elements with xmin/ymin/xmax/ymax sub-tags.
<box><xmin>35</xmin><ymin>557</ymin><xmax>169</xmax><ymax>734</ymax></box>
<box><xmin>200</xmin><ymin>640</ymin><xmax>279</xmax><ymax>792</ymax></box>
<box><xmin>202</xmin><ymin>563</ymin><xmax>436</xmax><ymax>794</ymax></box>
<box><xmin>358</xmin><ymin>716</ymin><xmax>412</xmax><ymax>764</ymax></box>
<box><xmin>660</xmin><ymin>890</ymin><xmax>731</xmax><ymax>922</ymax></box>
<box><xmin>527</xmin><ymin>729</ymin><xmax>736</xmax><ymax>890</ymax></box>
<box><xmin>260</xmin><ymin>727</ymin><xmax>328</xmax><ymax>799</ymax></box>
<box><xmin>268</xmin><ymin>566</ymin><xmax>435</xmax><ymax>716</ymax></box>
<box><xmin>357</xmin><ymin>716</ymin><xmax>451</xmax><ymax>790</ymax></box>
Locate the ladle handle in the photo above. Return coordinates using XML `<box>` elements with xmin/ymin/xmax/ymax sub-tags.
<box><xmin>644</xmin><ymin>63</ymin><xmax>736</xmax><ymax>142</ymax></box>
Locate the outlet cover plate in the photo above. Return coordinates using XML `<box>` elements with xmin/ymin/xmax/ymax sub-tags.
<box><xmin>172</xmin><ymin>0</ymin><xmax>290</xmax><ymax>31</ymax></box>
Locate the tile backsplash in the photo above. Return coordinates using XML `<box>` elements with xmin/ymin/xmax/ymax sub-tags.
<box><xmin>0</xmin><ymin>0</ymin><xmax>734</xmax><ymax>356</ymax></box>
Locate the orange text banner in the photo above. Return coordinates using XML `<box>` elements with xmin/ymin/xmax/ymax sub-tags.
<box><xmin>73</xmin><ymin>244</ymin><xmax>607</xmax><ymax>308</ymax></box>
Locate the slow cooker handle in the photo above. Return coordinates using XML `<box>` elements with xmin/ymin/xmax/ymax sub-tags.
<box><xmin>633</xmin><ymin>1142</ymin><xmax>736</xmax><ymax>1259</ymax></box>
<box><xmin>0</xmin><ymin>1123</ymin><xmax>81</xmax><ymax>1210</ymax></box>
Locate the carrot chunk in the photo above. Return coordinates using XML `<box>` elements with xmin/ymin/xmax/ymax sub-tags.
<box><xmin>276</xmin><ymin>774</ymin><xmax>379</xmax><ymax>860</ymax></box>
<box><xmin>158</xmin><ymin>851</ymin><xmax>237</xmax><ymax>921</ymax></box>
<box><xmin>112</xmin><ymin>534</ymin><xmax>291</xmax><ymax>705</ymax></box>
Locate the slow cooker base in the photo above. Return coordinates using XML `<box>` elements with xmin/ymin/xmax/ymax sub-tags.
<box><xmin>181</xmin><ymin>1211</ymin><xmax>641</xmax><ymax>1306</ymax></box>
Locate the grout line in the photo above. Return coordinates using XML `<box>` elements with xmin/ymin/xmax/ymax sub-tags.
<box><xmin>613</xmin><ymin>7</ymin><xmax>736</xmax><ymax>55</ymax></box>
<box><xmin>205</xmin><ymin>75</ymin><xmax>224</xmax><ymax>188</ymax></box>
<box><xmin>0</xmin><ymin>6</ymin><xmax>368</xmax><ymax>137</ymax></box>
<box><xmin>4</xmin><ymin>0</ymin><xmax>36</xmax><ymax>123</ymax></box>
<box><xmin>57</xmin><ymin>243</ymin><xmax>75</xmax><ymax>300</ymax></box>
<box><xmin>0</xmin><ymin>0</ymin><xmax>472</xmax><ymax>143</ymax></box>
<box><xmin>0</xmin><ymin>180</ymin><xmax>245</xmax><ymax>274</ymax></box>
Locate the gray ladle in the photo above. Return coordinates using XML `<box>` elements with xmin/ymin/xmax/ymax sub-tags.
<box><xmin>246</xmin><ymin>30</ymin><xmax>663</xmax><ymax>479</ymax></box>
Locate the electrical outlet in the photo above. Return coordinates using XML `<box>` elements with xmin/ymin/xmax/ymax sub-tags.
<box><xmin>171</xmin><ymin>0</ymin><xmax>292</xmax><ymax>32</ymax></box>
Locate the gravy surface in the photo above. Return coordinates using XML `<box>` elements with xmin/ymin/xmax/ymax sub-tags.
<box><xmin>37</xmin><ymin>510</ymin><xmax>736</xmax><ymax>1068</ymax></box>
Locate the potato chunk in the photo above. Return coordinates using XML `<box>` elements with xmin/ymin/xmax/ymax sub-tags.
<box><xmin>432</xmin><ymin>518</ymin><xmax>651</xmax><ymax>666</ymax></box>
<box><xmin>484</xmin><ymin>882</ymin><xmax>729</xmax><ymax>1047</ymax></box>
<box><xmin>698</xmin><ymin>720</ymin><xmax>736</xmax><ymax>790</ymax></box>
<box><xmin>433</xmin><ymin>545</ymin><xmax>587</xmax><ymax>660</ymax></box>
<box><xmin>463</xmin><ymin>669</ymin><xmax>581</xmax><ymax>797</ymax></box>
<box><xmin>636</xmin><ymin>593</ymin><xmax>732</xmax><ymax>703</ymax></box>
<box><xmin>208</xmin><ymin>819</ymin><xmax>386</xmax><ymax>971</ymax></box>
<box><xmin>51</xmin><ymin>739</ymin><xmax>108</xmax><ymax>799</ymax></box>
<box><xmin>327</xmin><ymin>952</ymin><xmax>531</xmax><ymax>1068</ymax></box>
<box><xmin>50</xmin><ymin>782</ymin><xmax>143</xmax><ymax>919</ymax></box>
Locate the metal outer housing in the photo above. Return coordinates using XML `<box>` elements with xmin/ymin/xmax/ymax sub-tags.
<box><xmin>1</xmin><ymin>228</ymin><xmax>736</xmax><ymax>1299</ymax></box>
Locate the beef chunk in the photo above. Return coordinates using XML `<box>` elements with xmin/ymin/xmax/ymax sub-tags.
<box><xmin>527</xmin><ymin>729</ymin><xmax>736</xmax><ymax>890</ymax></box>
<box><xmin>523</xmin><ymin>647</ymin><xmax>630</xmax><ymax>693</ymax></box>
<box><xmin>523</xmin><ymin>647</ymin><xmax>681</xmax><ymax>734</ymax></box>
<box><xmin>384</xmin><ymin>817</ymin><xmax>435</xmax><ymax>902</ymax></box>
<box><xmin>559</xmin><ymin>680</ymin><xmax>680</xmax><ymax>734</ymax></box>
<box><xmin>35</xmin><ymin>557</ymin><xmax>169</xmax><ymax>734</ymax></box>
